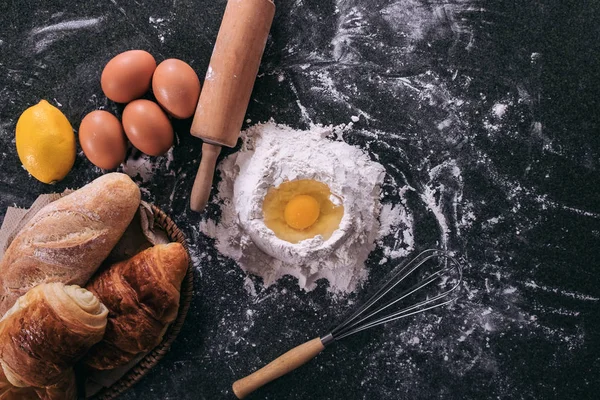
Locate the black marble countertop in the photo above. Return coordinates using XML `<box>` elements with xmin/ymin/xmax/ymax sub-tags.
<box><xmin>1</xmin><ymin>1</ymin><xmax>599</xmax><ymax>399</ymax></box>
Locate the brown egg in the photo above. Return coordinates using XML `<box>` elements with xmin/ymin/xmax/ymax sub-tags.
<box><xmin>122</xmin><ymin>100</ymin><xmax>173</xmax><ymax>156</ymax></box>
<box><xmin>79</xmin><ymin>110</ymin><xmax>127</xmax><ymax>170</ymax></box>
<box><xmin>152</xmin><ymin>58</ymin><xmax>201</xmax><ymax>119</ymax></box>
<box><xmin>101</xmin><ymin>50</ymin><xmax>156</xmax><ymax>103</ymax></box>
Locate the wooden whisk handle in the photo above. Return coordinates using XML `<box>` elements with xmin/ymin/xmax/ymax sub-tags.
<box><xmin>232</xmin><ymin>337</ymin><xmax>326</xmax><ymax>399</ymax></box>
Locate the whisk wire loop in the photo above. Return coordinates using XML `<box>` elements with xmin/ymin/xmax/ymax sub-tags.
<box><xmin>329</xmin><ymin>249</ymin><xmax>462</xmax><ymax>342</ymax></box>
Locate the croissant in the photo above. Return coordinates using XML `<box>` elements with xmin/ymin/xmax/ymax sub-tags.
<box><xmin>0</xmin><ymin>368</ymin><xmax>76</xmax><ymax>400</ymax></box>
<box><xmin>83</xmin><ymin>243</ymin><xmax>188</xmax><ymax>370</ymax></box>
<box><xmin>0</xmin><ymin>283</ymin><xmax>107</xmax><ymax>388</ymax></box>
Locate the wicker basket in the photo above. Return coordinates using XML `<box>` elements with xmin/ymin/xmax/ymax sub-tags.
<box><xmin>90</xmin><ymin>205</ymin><xmax>194</xmax><ymax>400</ymax></box>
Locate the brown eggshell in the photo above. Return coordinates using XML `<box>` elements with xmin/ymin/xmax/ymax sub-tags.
<box><xmin>122</xmin><ymin>100</ymin><xmax>173</xmax><ymax>156</ymax></box>
<box><xmin>152</xmin><ymin>58</ymin><xmax>201</xmax><ymax>119</ymax></box>
<box><xmin>79</xmin><ymin>110</ymin><xmax>127</xmax><ymax>170</ymax></box>
<box><xmin>101</xmin><ymin>50</ymin><xmax>156</xmax><ymax>103</ymax></box>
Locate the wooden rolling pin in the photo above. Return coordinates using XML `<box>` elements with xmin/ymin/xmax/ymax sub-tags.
<box><xmin>189</xmin><ymin>0</ymin><xmax>276</xmax><ymax>212</ymax></box>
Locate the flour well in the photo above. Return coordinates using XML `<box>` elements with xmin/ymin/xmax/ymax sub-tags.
<box><xmin>200</xmin><ymin>122</ymin><xmax>409</xmax><ymax>293</ymax></box>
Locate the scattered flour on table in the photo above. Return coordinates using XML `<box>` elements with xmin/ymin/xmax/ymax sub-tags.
<box><xmin>121</xmin><ymin>148</ymin><xmax>174</xmax><ymax>183</ymax></box>
<box><xmin>149</xmin><ymin>15</ymin><xmax>173</xmax><ymax>43</ymax></box>
<box><xmin>26</xmin><ymin>17</ymin><xmax>104</xmax><ymax>54</ymax></box>
<box><xmin>200</xmin><ymin>122</ymin><xmax>414</xmax><ymax>293</ymax></box>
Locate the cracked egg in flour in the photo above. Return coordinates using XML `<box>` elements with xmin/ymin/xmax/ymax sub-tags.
<box><xmin>262</xmin><ymin>179</ymin><xmax>344</xmax><ymax>244</ymax></box>
<box><xmin>201</xmin><ymin>123</ymin><xmax>395</xmax><ymax>293</ymax></box>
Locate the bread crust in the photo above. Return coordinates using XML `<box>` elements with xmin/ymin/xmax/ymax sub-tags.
<box><xmin>0</xmin><ymin>173</ymin><xmax>141</xmax><ymax>316</ymax></box>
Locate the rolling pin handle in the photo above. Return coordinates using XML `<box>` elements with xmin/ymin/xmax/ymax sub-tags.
<box><xmin>190</xmin><ymin>143</ymin><xmax>222</xmax><ymax>212</ymax></box>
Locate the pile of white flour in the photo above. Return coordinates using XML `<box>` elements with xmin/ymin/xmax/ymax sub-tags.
<box><xmin>200</xmin><ymin>122</ymin><xmax>389</xmax><ymax>293</ymax></box>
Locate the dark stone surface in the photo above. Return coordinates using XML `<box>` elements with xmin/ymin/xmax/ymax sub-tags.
<box><xmin>1</xmin><ymin>1</ymin><xmax>599</xmax><ymax>399</ymax></box>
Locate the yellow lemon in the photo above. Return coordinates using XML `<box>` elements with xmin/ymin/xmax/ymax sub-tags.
<box><xmin>16</xmin><ymin>100</ymin><xmax>75</xmax><ymax>184</ymax></box>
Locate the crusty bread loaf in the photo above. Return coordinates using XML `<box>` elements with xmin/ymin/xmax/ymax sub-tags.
<box><xmin>0</xmin><ymin>173</ymin><xmax>140</xmax><ymax>316</ymax></box>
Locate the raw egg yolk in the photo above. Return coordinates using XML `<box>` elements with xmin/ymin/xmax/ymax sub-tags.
<box><xmin>262</xmin><ymin>179</ymin><xmax>344</xmax><ymax>243</ymax></box>
<box><xmin>284</xmin><ymin>194</ymin><xmax>320</xmax><ymax>230</ymax></box>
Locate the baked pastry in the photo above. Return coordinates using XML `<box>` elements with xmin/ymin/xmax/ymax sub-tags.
<box><xmin>0</xmin><ymin>173</ymin><xmax>140</xmax><ymax>316</ymax></box>
<box><xmin>0</xmin><ymin>368</ymin><xmax>76</xmax><ymax>400</ymax></box>
<box><xmin>84</xmin><ymin>243</ymin><xmax>188</xmax><ymax>369</ymax></box>
<box><xmin>0</xmin><ymin>283</ymin><xmax>107</xmax><ymax>388</ymax></box>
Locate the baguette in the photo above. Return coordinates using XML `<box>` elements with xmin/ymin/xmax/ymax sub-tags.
<box><xmin>0</xmin><ymin>173</ymin><xmax>140</xmax><ymax>316</ymax></box>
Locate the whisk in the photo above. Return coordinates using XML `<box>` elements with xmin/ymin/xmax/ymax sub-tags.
<box><xmin>232</xmin><ymin>249</ymin><xmax>463</xmax><ymax>398</ymax></box>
